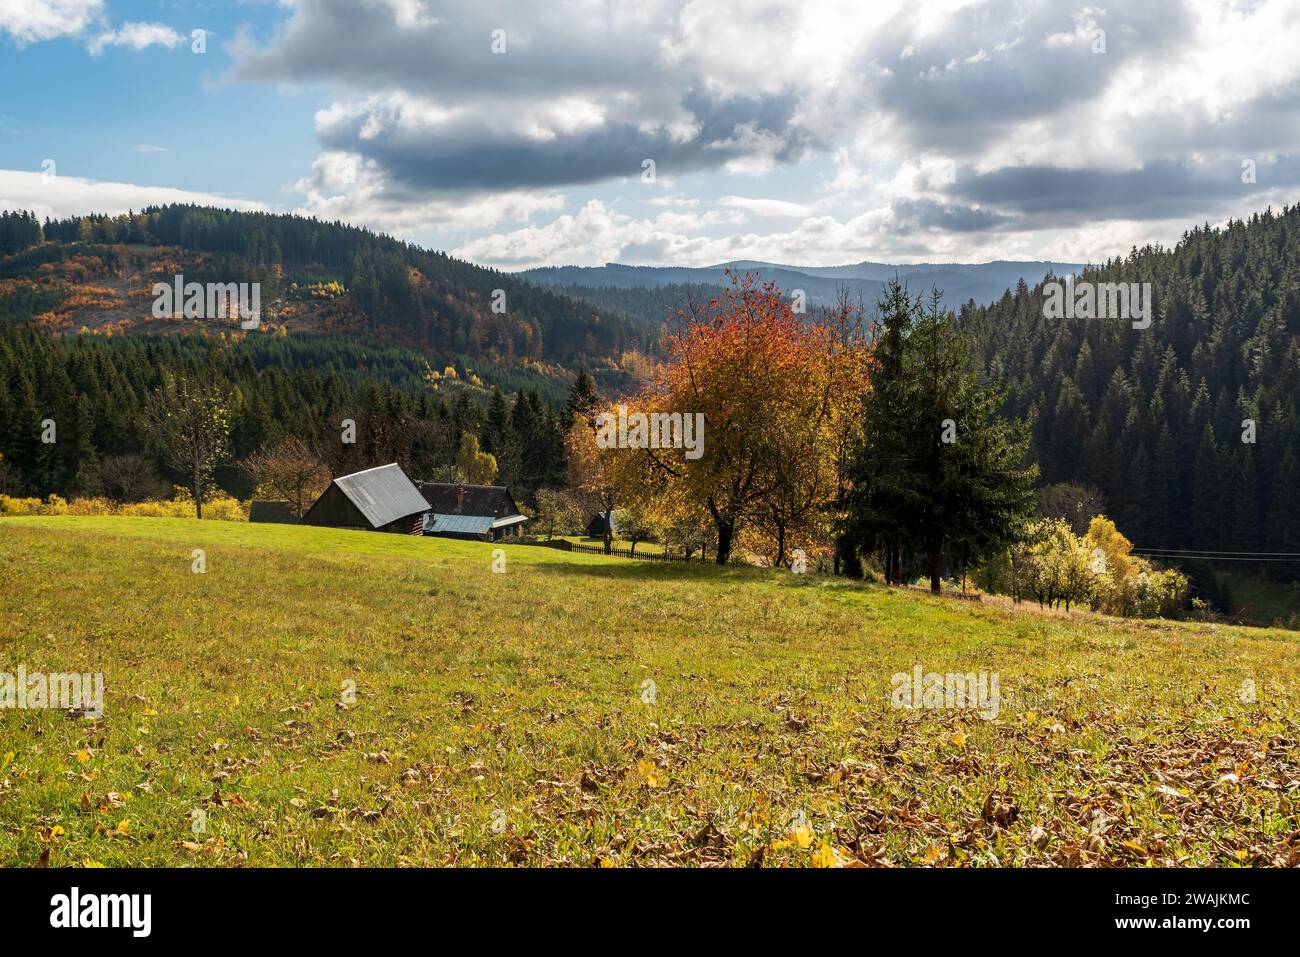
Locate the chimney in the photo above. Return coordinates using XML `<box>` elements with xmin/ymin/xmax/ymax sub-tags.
<box><xmin>456</xmin><ymin>485</ymin><xmax>465</xmax><ymax>508</ymax></box>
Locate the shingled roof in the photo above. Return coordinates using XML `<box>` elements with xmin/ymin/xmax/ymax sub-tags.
<box><xmin>330</xmin><ymin>464</ymin><xmax>431</xmax><ymax>529</ymax></box>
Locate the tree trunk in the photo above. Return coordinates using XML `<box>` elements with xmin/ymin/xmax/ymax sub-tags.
<box><xmin>715</xmin><ymin>518</ymin><xmax>735</xmax><ymax>565</ymax></box>
<box><xmin>928</xmin><ymin>541</ymin><xmax>941</xmax><ymax>594</ymax></box>
<box><xmin>774</xmin><ymin>524</ymin><xmax>786</xmax><ymax>569</ymax></box>
<box><xmin>193</xmin><ymin>468</ymin><xmax>203</xmax><ymax>520</ymax></box>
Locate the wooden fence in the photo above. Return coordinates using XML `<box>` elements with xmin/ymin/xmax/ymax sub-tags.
<box><xmin>519</xmin><ymin>538</ymin><xmax>703</xmax><ymax>563</ymax></box>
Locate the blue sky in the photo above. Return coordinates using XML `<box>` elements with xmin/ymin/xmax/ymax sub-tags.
<box><xmin>3</xmin><ymin>0</ymin><xmax>1300</xmax><ymax>269</ymax></box>
<box><xmin>1</xmin><ymin>2</ymin><xmax>316</xmax><ymax>204</ymax></box>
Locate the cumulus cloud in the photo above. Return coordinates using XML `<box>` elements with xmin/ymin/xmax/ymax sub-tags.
<box><xmin>233</xmin><ymin>0</ymin><xmax>828</xmax><ymax>196</ymax></box>
<box><xmin>220</xmin><ymin>0</ymin><xmax>1300</xmax><ymax>263</ymax></box>
<box><xmin>0</xmin><ymin>0</ymin><xmax>102</xmax><ymax>45</ymax></box>
<box><xmin>309</xmin><ymin>89</ymin><xmax>814</xmax><ymax>193</ymax></box>
<box><xmin>291</xmin><ymin>150</ymin><xmax>565</xmax><ymax>234</ymax></box>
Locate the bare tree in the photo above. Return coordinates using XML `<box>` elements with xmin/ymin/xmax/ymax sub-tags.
<box><xmin>242</xmin><ymin>436</ymin><xmax>331</xmax><ymax>516</ymax></box>
<box><xmin>99</xmin><ymin>453</ymin><xmax>166</xmax><ymax>502</ymax></box>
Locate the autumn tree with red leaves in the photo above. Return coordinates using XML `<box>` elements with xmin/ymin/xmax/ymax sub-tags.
<box><xmin>627</xmin><ymin>271</ymin><xmax>869</xmax><ymax>565</ymax></box>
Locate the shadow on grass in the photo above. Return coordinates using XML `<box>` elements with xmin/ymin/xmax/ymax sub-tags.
<box><xmin>522</xmin><ymin>552</ymin><xmax>846</xmax><ymax>589</ymax></box>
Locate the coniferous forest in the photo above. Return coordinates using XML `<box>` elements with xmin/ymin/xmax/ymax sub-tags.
<box><xmin>960</xmin><ymin>206</ymin><xmax>1300</xmax><ymax>581</ymax></box>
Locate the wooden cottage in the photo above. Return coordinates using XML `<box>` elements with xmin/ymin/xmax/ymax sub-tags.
<box><xmin>300</xmin><ymin>463</ymin><xmax>430</xmax><ymax>535</ymax></box>
<box><xmin>416</xmin><ymin>482</ymin><xmax>529</xmax><ymax>541</ymax></box>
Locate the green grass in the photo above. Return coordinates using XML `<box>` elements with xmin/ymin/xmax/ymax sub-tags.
<box><xmin>1</xmin><ymin>515</ymin><xmax>1297</xmax><ymax>867</ymax></box>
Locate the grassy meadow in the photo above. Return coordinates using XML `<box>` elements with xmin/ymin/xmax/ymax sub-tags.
<box><xmin>1</xmin><ymin>515</ymin><xmax>1297</xmax><ymax>867</ymax></box>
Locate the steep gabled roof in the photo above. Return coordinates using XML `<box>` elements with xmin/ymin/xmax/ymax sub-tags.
<box><xmin>415</xmin><ymin>482</ymin><xmax>523</xmax><ymax>520</ymax></box>
<box><xmin>331</xmin><ymin>464</ymin><xmax>430</xmax><ymax>528</ymax></box>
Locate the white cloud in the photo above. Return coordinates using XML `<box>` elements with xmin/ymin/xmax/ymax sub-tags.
<box><xmin>0</xmin><ymin>0</ymin><xmax>102</xmax><ymax>44</ymax></box>
<box><xmin>87</xmin><ymin>21</ymin><xmax>185</xmax><ymax>55</ymax></box>
<box><xmin>291</xmin><ymin>151</ymin><xmax>565</xmax><ymax>236</ymax></box>
<box><xmin>454</xmin><ymin>195</ymin><xmax>1243</xmax><ymax>270</ymax></box>
<box><xmin>720</xmin><ymin>196</ymin><xmax>816</xmax><ymax>218</ymax></box>
<box><xmin>0</xmin><ymin>168</ymin><xmax>265</xmax><ymax>221</ymax></box>
<box><xmin>210</xmin><ymin>0</ymin><xmax>1300</xmax><ymax>263</ymax></box>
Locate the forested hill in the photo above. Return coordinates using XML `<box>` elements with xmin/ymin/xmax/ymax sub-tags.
<box><xmin>520</xmin><ymin>258</ymin><xmax>1082</xmax><ymax>321</ymax></box>
<box><xmin>0</xmin><ymin>205</ymin><xmax>651</xmax><ymax>367</ymax></box>
<box><xmin>959</xmin><ymin>205</ymin><xmax>1300</xmax><ymax>563</ymax></box>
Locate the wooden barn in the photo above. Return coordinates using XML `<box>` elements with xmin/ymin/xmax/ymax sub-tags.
<box><xmin>248</xmin><ymin>500</ymin><xmax>297</xmax><ymax>525</ymax></box>
<box><xmin>301</xmin><ymin>464</ymin><xmax>430</xmax><ymax>535</ymax></box>
<box><xmin>416</xmin><ymin>482</ymin><xmax>529</xmax><ymax>541</ymax></box>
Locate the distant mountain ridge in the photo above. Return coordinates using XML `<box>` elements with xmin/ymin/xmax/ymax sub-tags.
<box><xmin>517</xmin><ymin>259</ymin><xmax>1085</xmax><ymax>310</ymax></box>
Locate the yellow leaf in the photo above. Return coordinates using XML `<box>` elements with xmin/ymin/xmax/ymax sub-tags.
<box><xmin>923</xmin><ymin>845</ymin><xmax>942</xmax><ymax>865</ymax></box>
<box><xmin>635</xmin><ymin>759</ymin><xmax>661</xmax><ymax>788</ymax></box>
<box><xmin>75</xmin><ymin>749</ymin><xmax>91</xmax><ymax>764</ymax></box>
<box><xmin>599</xmin><ymin>857</ymin><xmax>618</xmax><ymax>868</ymax></box>
<box><xmin>0</xmin><ymin>751</ymin><xmax>13</xmax><ymax>772</ymax></box>
<box><xmin>950</xmin><ymin>730</ymin><xmax>967</xmax><ymax>749</ymax></box>
<box><xmin>142</xmin><ymin>708</ymin><xmax>158</xmax><ymax>716</ymax></box>
<box><xmin>49</xmin><ymin>825</ymin><xmax>65</xmax><ymax>839</ymax></box>
<box><xmin>114</xmin><ymin>819</ymin><xmax>131</xmax><ymax>835</ymax></box>
<box><xmin>811</xmin><ymin>842</ymin><xmax>840</xmax><ymax>868</ymax></box>
<box><xmin>82</xmin><ymin>859</ymin><xmax>105</xmax><ymax>868</ymax></box>
<box><xmin>790</xmin><ymin>825</ymin><xmax>815</xmax><ymax>849</ymax></box>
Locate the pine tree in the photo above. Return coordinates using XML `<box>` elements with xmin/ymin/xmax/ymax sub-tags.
<box><xmin>564</xmin><ymin>369</ymin><xmax>598</xmax><ymax>427</ymax></box>
<box><xmin>845</xmin><ymin>284</ymin><xmax>1038</xmax><ymax>592</ymax></box>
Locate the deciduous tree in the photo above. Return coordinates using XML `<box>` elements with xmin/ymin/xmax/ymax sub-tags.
<box><xmin>143</xmin><ymin>377</ymin><xmax>232</xmax><ymax>519</ymax></box>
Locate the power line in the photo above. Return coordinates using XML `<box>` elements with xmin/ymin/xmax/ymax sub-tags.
<box><xmin>1132</xmin><ymin>549</ymin><xmax>1300</xmax><ymax>563</ymax></box>
<box><xmin>1133</xmin><ymin>547</ymin><xmax>1300</xmax><ymax>556</ymax></box>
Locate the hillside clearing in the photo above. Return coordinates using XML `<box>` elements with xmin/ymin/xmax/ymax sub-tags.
<box><xmin>1</xmin><ymin>516</ymin><xmax>1296</xmax><ymax>867</ymax></box>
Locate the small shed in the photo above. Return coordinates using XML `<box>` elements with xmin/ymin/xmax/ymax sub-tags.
<box><xmin>248</xmin><ymin>500</ymin><xmax>298</xmax><ymax>524</ymax></box>
<box><xmin>586</xmin><ymin>511</ymin><xmax>616</xmax><ymax>538</ymax></box>
<box><xmin>301</xmin><ymin>463</ymin><xmax>430</xmax><ymax>535</ymax></box>
<box><xmin>416</xmin><ymin>482</ymin><xmax>529</xmax><ymax>542</ymax></box>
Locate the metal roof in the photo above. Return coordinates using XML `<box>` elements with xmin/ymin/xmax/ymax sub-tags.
<box><xmin>425</xmin><ymin>513</ymin><xmax>495</xmax><ymax>535</ymax></box>
<box><xmin>333</xmin><ymin>464</ymin><xmax>431</xmax><ymax>529</ymax></box>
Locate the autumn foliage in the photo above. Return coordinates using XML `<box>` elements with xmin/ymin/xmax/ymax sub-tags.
<box><xmin>580</xmin><ymin>271</ymin><xmax>870</xmax><ymax>565</ymax></box>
